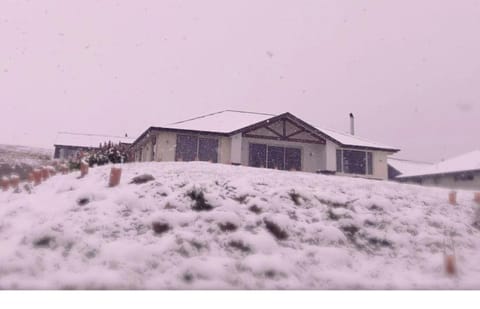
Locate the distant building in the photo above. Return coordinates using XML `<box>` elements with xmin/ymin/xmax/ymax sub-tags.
<box><xmin>53</xmin><ymin>132</ymin><xmax>134</xmax><ymax>160</ymax></box>
<box><xmin>130</xmin><ymin>110</ymin><xmax>400</xmax><ymax>180</ymax></box>
<box><xmin>397</xmin><ymin>150</ymin><xmax>480</xmax><ymax>190</ymax></box>
<box><xmin>387</xmin><ymin>157</ymin><xmax>433</xmax><ymax>180</ymax></box>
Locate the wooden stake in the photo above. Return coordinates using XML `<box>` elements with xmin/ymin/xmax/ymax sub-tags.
<box><xmin>33</xmin><ymin>169</ymin><xmax>42</xmax><ymax>186</ymax></box>
<box><xmin>0</xmin><ymin>176</ymin><xmax>9</xmax><ymax>191</ymax></box>
<box><xmin>109</xmin><ymin>167</ymin><xmax>122</xmax><ymax>187</ymax></box>
<box><xmin>474</xmin><ymin>192</ymin><xmax>480</xmax><ymax>205</ymax></box>
<box><xmin>449</xmin><ymin>191</ymin><xmax>457</xmax><ymax>205</ymax></box>
<box><xmin>445</xmin><ymin>255</ymin><xmax>456</xmax><ymax>276</ymax></box>
<box><xmin>80</xmin><ymin>161</ymin><xmax>89</xmax><ymax>178</ymax></box>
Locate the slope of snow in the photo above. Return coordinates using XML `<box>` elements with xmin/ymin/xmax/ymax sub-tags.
<box><xmin>0</xmin><ymin>144</ymin><xmax>52</xmax><ymax>167</ymax></box>
<box><xmin>399</xmin><ymin>150</ymin><xmax>480</xmax><ymax>178</ymax></box>
<box><xmin>1</xmin><ymin>162</ymin><xmax>479</xmax><ymax>289</ymax></box>
<box><xmin>0</xmin><ymin>144</ymin><xmax>54</xmax><ymax>180</ymax></box>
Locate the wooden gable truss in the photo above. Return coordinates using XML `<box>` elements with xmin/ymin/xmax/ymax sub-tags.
<box><xmin>242</xmin><ymin>117</ymin><xmax>326</xmax><ymax>144</ymax></box>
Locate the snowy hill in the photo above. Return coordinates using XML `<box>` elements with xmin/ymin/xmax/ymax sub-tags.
<box><xmin>0</xmin><ymin>144</ymin><xmax>53</xmax><ymax>180</ymax></box>
<box><xmin>1</xmin><ymin>162</ymin><xmax>479</xmax><ymax>289</ymax></box>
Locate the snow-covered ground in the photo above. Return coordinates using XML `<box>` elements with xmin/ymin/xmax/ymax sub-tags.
<box><xmin>0</xmin><ymin>144</ymin><xmax>53</xmax><ymax>180</ymax></box>
<box><xmin>1</xmin><ymin>162</ymin><xmax>479</xmax><ymax>289</ymax></box>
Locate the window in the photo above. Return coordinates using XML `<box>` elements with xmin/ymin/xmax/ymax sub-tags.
<box><xmin>454</xmin><ymin>173</ymin><xmax>474</xmax><ymax>182</ymax></box>
<box><xmin>198</xmin><ymin>137</ymin><xmax>218</xmax><ymax>163</ymax></box>
<box><xmin>248</xmin><ymin>143</ymin><xmax>301</xmax><ymax>171</ymax></box>
<box><xmin>285</xmin><ymin>148</ymin><xmax>301</xmax><ymax>171</ymax></box>
<box><xmin>175</xmin><ymin>135</ymin><xmax>219</xmax><ymax>162</ymax></box>
<box><xmin>337</xmin><ymin>149</ymin><xmax>373</xmax><ymax>175</ymax></box>
<box><xmin>267</xmin><ymin>146</ymin><xmax>285</xmax><ymax>169</ymax></box>
<box><xmin>175</xmin><ymin>135</ymin><xmax>198</xmax><ymax>161</ymax></box>
<box><xmin>249</xmin><ymin>143</ymin><xmax>267</xmax><ymax>168</ymax></box>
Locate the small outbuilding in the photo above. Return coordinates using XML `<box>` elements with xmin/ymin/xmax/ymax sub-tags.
<box><xmin>397</xmin><ymin>150</ymin><xmax>480</xmax><ymax>190</ymax></box>
<box><xmin>130</xmin><ymin>110</ymin><xmax>399</xmax><ymax>180</ymax></box>
<box><xmin>387</xmin><ymin>157</ymin><xmax>433</xmax><ymax>180</ymax></box>
<box><xmin>53</xmin><ymin>132</ymin><xmax>134</xmax><ymax>160</ymax></box>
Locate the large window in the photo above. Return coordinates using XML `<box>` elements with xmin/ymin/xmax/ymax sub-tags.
<box><xmin>336</xmin><ymin>149</ymin><xmax>373</xmax><ymax>175</ymax></box>
<box><xmin>249</xmin><ymin>143</ymin><xmax>267</xmax><ymax>168</ymax></box>
<box><xmin>175</xmin><ymin>135</ymin><xmax>218</xmax><ymax>162</ymax></box>
<box><xmin>198</xmin><ymin>137</ymin><xmax>219</xmax><ymax>162</ymax></box>
<box><xmin>248</xmin><ymin>143</ymin><xmax>301</xmax><ymax>171</ymax></box>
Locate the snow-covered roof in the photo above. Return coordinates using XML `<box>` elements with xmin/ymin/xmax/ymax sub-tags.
<box><xmin>146</xmin><ymin>110</ymin><xmax>398</xmax><ymax>151</ymax></box>
<box><xmin>316</xmin><ymin>127</ymin><xmax>398</xmax><ymax>151</ymax></box>
<box><xmin>398</xmin><ymin>150</ymin><xmax>480</xmax><ymax>178</ymax></box>
<box><xmin>54</xmin><ymin>132</ymin><xmax>134</xmax><ymax>148</ymax></box>
<box><xmin>387</xmin><ymin>157</ymin><xmax>433</xmax><ymax>176</ymax></box>
<box><xmin>163</xmin><ymin>110</ymin><xmax>275</xmax><ymax>133</ymax></box>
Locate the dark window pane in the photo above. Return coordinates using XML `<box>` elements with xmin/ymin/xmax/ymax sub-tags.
<box><xmin>198</xmin><ymin>138</ymin><xmax>218</xmax><ymax>163</ymax></box>
<box><xmin>343</xmin><ymin>150</ymin><xmax>366</xmax><ymax>174</ymax></box>
<box><xmin>336</xmin><ymin>149</ymin><xmax>342</xmax><ymax>172</ymax></box>
<box><xmin>367</xmin><ymin>152</ymin><xmax>373</xmax><ymax>175</ymax></box>
<box><xmin>175</xmin><ymin>135</ymin><xmax>198</xmax><ymax>161</ymax></box>
<box><xmin>285</xmin><ymin>148</ymin><xmax>301</xmax><ymax>171</ymax></box>
<box><xmin>249</xmin><ymin>143</ymin><xmax>267</xmax><ymax>168</ymax></box>
<box><xmin>267</xmin><ymin>146</ymin><xmax>285</xmax><ymax>170</ymax></box>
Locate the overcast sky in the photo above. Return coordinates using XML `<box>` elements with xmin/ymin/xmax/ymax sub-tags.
<box><xmin>1</xmin><ymin>0</ymin><xmax>479</xmax><ymax>162</ymax></box>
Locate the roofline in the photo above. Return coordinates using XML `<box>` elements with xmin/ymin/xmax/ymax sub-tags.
<box><xmin>54</xmin><ymin>144</ymin><xmax>97</xmax><ymax>149</ymax></box>
<box><xmin>387</xmin><ymin>157</ymin><xmax>433</xmax><ymax>165</ymax></box>
<box><xmin>130</xmin><ymin>126</ymin><xmax>229</xmax><ymax>148</ymax></box>
<box><xmin>131</xmin><ymin>111</ymin><xmax>400</xmax><ymax>153</ymax></box>
<box><xmin>398</xmin><ymin>168</ymin><xmax>480</xmax><ymax>179</ymax></box>
<box><xmin>231</xmin><ymin>112</ymin><xmax>399</xmax><ymax>152</ymax></box>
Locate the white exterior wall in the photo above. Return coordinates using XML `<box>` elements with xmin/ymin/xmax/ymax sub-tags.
<box><xmin>325</xmin><ymin>140</ymin><xmax>338</xmax><ymax>172</ymax></box>
<box><xmin>230</xmin><ymin>133</ymin><xmax>242</xmax><ymax>164</ymax></box>
<box><xmin>240</xmin><ymin>137</ymin><xmax>327</xmax><ymax>173</ymax></box>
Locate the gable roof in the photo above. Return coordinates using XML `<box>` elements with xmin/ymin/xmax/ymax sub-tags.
<box><xmin>398</xmin><ymin>150</ymin><xmax>480</xmax><ymax>178</ymax></box>
<box><xmin>54</xmin><ymin>132</ymin><xmax>134</xmax><ymax>148</ymax></box>
<box><xmin>388</xmin><ymin>157</ymin><xmax>433</xmax><ymax>176</ymax></box>
<box><xmin>134</xmin><ymin>110</ymin><xmax>399</xmax><ymax>152</ymax></box>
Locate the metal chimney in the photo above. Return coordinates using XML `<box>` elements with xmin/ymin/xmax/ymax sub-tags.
<box><xmin>349</xmin><ymin>113</ymin><xmax>355</xmax><ymax>135</ymax></box>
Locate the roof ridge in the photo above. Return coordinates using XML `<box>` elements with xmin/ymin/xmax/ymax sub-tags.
<box><xmin>168</xmin><ymin>110</ymin><xmax>276</xmax><ymax>126</ymax></box>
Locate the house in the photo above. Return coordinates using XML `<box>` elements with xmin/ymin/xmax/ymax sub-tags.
<box><xmin>130</xmin><ymin>110</ymin><xmax>399</xmax><ymax>180</ymax></box>
<box><xmin>53</xmin><ymin>132</ymin><xmax>134</xmax><ymax>160</ymax></box>
<box><xmin>397</xmin><ymin>150</ymin><xmax>480</xmax><ymax>190</ymax></box>
<box><xmin>387</xmin><ymin>157</ymin><xmax>432</xmax><ymax>180</ymax></box>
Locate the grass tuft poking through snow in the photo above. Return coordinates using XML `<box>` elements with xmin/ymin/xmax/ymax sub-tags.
<box><xmin>1</xmin><ymin>161</ymin><xmax>480</xmax><ymax>289</ymax></box>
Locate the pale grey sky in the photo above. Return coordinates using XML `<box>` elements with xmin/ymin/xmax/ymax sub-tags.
<box><xmin>1</xmin><ymin>0</ymin><xmax>479</xmax><ymax>162</ymax></box>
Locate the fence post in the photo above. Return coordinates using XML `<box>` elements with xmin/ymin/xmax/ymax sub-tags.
<box><xmin>474</xmin><ymin>192</ymin><xmax>480</xmax><ymax>205</ymax></box>
<box><xmin>1</xmin><ymin>176</ymin><xmax>9</xmax><ymax>191</ymax></box>
<box><xmin>109</xmin><ymin>167</ymin><xmax>122</xmax><ymax>187</ymax></box>
<box><xmin>33</xmin><ymin>169</ymin><xmax>42</xmax><ymax>186</ymax></box>
<box><xmin>80</xmin><ymin>161</ymin><xmax>89</xmax><ymax>178</ymax></box>
<box><xmin>449</xmin><ymin>191</ymin><xmax>457</xmax><ymax>205</ymax></box>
